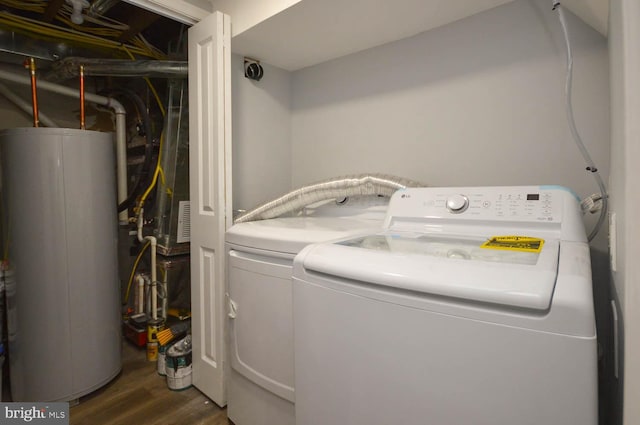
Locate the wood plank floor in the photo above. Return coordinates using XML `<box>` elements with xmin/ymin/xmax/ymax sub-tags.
<box><xmin>70</xmin><ymin>340</ymin><xmax>229</xmax><ymax>425</ymax></box>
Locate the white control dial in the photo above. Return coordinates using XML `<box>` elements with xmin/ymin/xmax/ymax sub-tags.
<box><xmin>446</xmin><ymin>194</ymin><xmax>469</xmax><ymax>213</ymax></box>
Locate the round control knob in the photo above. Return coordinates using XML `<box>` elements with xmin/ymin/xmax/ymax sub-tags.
<box><xmin>446</xmin><ymin>194</ymin><xmax>469</xmax><ymax>213</ymax></box>
<box><xmin>447</xmin><ymin>249</ymin><xmax>470</xmax><ymax>260</ymax></box>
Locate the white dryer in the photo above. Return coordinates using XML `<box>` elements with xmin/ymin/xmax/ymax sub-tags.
<box><xmin>225</xmin><ymin>197</ymin><xmax>388</xmax><ymax>425</ymax></box>
<box><xmin>293</xmin><ymin>186</ymin><xmax>598</xmax><ymax>425</ymax></box>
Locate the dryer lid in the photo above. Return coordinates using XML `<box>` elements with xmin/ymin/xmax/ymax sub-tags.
<box><xmin>225</xmin><ymin>216</ymin><xmax>384</xmax><ymax>254</ymax></box>
<box><xmin>300</xmin><ymin>232</ymin><xmax>559</xmax><ymax>310</ymax></box>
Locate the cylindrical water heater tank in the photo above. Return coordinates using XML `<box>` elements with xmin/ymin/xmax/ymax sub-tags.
<box><xmin>0</xmin><ymin>127</ymin><xmax>121</xmax><ymax>402</ymax></box>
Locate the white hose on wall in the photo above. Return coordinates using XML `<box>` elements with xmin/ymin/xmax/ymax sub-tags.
<box><xmin>234</xmin><ymin>174</ymin><xmax>424</xmax><ymax>223</ymax></box>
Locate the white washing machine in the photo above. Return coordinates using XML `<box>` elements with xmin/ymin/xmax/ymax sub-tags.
<box><xmin>225</xmin><ymin>197</ymin><xmax>389</xmax><ymax>425</ymax></box>
<box><xmin>293</xmin><ymin>186</ymin><xmax>598</xmax><ymax>425</ymax></box>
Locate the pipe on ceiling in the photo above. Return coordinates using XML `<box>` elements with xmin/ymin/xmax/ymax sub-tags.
<box><xmin>88</xmin><ymin>0</ymin><xmax>120</xmax><ymax>17</ymax></box>
<box><xmin>47</xmin><ymin>57</ymin><xmax>187</xmax><ymax>81</ymax></box>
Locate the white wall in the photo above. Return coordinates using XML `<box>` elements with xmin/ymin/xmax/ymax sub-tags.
<box><xmin>609</xmin><ymin>1</ymin><xmax>640</xmax><ymax>424</ymax></box>
<box><xmin>290</xmin><ymin>0</ymin><xmax>609</xmax><ymax>245</ymax></box>
<box><xmin>231</xmin><ymin>54</ymin><xmax>292</xmax><ymax>213</ymax></box>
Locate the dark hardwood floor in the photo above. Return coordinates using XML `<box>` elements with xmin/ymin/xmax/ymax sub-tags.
<box><xmin>70</xmin><ymin>340</ymin><xmax>229</xmax><ymax>425</ymax></box>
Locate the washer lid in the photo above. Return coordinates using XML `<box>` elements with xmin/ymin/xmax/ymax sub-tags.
<box><xmin>301</xmin><ymin>232</ymin><xmax>560</xmax><ymax>310</ymax></box>
<box><xmin>225</xmin><ymin>216</ymin><xmax>384</xmax><ymax>254</ymax></box>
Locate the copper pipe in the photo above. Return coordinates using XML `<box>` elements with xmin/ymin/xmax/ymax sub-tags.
<box><xmin>26</xmin><ymin>58</ymin><xmax>39</xmax><ymax>128</ymax></box>
<box><xmin>79</xmin><ymin>65</ymin><xmax>85</xmax><ymax>129</ymax></box>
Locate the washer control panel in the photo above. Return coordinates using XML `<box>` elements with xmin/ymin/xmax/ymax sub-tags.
<box><xmin>389</xmin><ymin>186</ymin><xmax>579</xmax><ymax>223</ymax></box>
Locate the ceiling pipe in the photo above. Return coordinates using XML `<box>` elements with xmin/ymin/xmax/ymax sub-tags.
<box><xmin>0</xmin><ymin>83</ymin><xmax>60</xmax><ymax>128</ymax></box>
<box><xmin>88</xmin><ymin>0</ymin><xmax>120</xmax><ymax>17</ymax></box>
<box><xmin>47</xmin><ymin>57</ymin><xmax>187</xmax><ymax>82</ymax></box>
<box><xmin>0</xmin><ymin>68</ymin><xmax>129</xmax><ymax>223</ymax></box>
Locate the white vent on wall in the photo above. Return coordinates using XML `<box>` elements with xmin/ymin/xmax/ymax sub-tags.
<box><xmin>177</xmin><ymin>200</ymin><xmax>191</xmax><ymax>243</ymax></box>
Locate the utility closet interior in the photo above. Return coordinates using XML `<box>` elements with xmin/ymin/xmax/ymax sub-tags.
<box><xmin>0</xmin><ymin>0</ymin><xmax>192</xmax><ymax>406</ymax></box>
<box><xmin>0</xmin><ymin>1</ymin><xmax>638</xmax><ymax>425</ymax></box>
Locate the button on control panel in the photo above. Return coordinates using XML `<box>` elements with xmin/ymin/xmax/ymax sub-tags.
<box><xmin>445</xmin><ymin>194</ymin><xmax>469</xmax><ymax>213</ymax></box>
<box><xmin>392</xmin><ymin>187</ymin><xmax>567</xmax><ymax>223</ymax></box>
<box><xmin>438</xmin><ymin>190</ymin><xmax>560</xmax><ymax>221</ymax></box>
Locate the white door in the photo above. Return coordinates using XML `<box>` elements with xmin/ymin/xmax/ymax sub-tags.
<box><xmin>188</xmin><ymin>10</ymin><xmax>232</xmax><ymax>406</ymax></box>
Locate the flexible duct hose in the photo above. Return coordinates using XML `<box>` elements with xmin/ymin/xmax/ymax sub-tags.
<box><xmin>234</xmin><ymin>174</ymin><xmax>424</xmax><ymax>223</ymax></box>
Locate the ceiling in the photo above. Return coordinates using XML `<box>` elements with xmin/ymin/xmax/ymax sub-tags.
<box><xmin>227</xmin><ymin>0</ymin><xmax>609</xmax><ymax>71</ymax></box>
<box><xmin>0</xmin><ymin>0</ymin><xmax>610</xmax><ymax>72</ymax></box>
<box><xmin>231</xmin><ymin>0</ymin><xmax>516</xmax><ymax>71</ymax></box>
<box><xmin>132</xmin><ymin>0</ymin><xmax>609</xmax><ymax>71</ymax></box>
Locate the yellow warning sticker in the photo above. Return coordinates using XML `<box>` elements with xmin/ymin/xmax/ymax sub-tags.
<box><xmin>481</xmin><ymin>236</ymin><xmax>544</xmax><ymax>253</ymax></box>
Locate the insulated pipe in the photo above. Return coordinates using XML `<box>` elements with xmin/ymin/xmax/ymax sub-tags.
<box><xmin>234</xmin><ymin>174</ymin><xmax>425</xmax><ymax>223</ymax></box>
<box><xmin>137</xmin><ymin>208</ymin><xmax>157</xmax><ymax>320</ymax></box>
<box><xmin>0</xmin><ymin>68</ymin><xmax>129</xmax><ymax>223</ymax></box>
<box><xmin>48</xmin><ymin>57</ymin><xmax>188</xmax><ymax>81</ymax></box>
<box><xmin>0</xmin><ymin>83</ymin><xmax>59</xmax><ymax>128</ymax></box>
